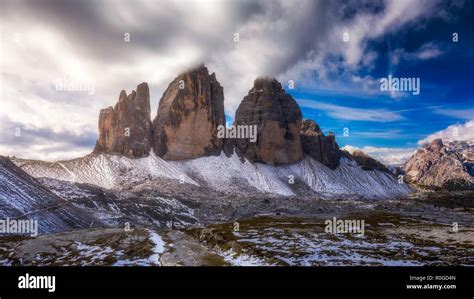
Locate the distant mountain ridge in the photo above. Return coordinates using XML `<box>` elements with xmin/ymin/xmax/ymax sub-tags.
<box><xmin>404</xmin><ymin>139</ymin><xmax>474</xmax><ymax>190</ymax></box>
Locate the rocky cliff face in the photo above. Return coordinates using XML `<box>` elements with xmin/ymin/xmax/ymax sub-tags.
<box><xmin>232</xmin><ymin>78</ymin><xmax>303</xmax><ymax>165</ymax></box>
<box><xmin>300</xmin><ymin>119</ymin><xmax>341</xmax><ymax>169</ymax></box>
<box><xmin>93</xmin><ymin>83</ymin><xmax>152</xmax><ymax>158</ymax></box>
<box><xmin>404</xmin><ymin>139</ymin><xmax>474</xmax><ymax>190</ymax></box>
<box><xmin>152</xmin><ymin>65</ymin><xmax>225</xmax><ymax>160</ymax></box>
<box><xmin>348</xmin><ymin>150</ymin><xmax>390</xmax><ymax>173</ymax></box>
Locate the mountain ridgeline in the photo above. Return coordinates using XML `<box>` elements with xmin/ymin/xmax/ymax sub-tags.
<box><xmin>404</xmin><ymin>139</ymin><xmax>474</xmax><ymax>190</ymax></box>
<box><xmin>7</xmin><ymin>64</ymin><xmax>413</xmax><ymax>201</ymax></box>
<box><xmin>93</xmin><ymin>65</ymin><xmax>363</xmax><ymax>170</ymax></box>
<box><xmin>1</xmin><ymin>66</ymin><xmax>471</xmax><ymax>243</ymax></box>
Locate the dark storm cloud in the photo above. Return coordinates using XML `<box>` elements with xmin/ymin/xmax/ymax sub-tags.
<box><xmin>241</xmin><ymin>0</ymin><xmax>334</xmax><ymax>76</ymax></box>
<box><xmin>2</xmin><ymin>0</ymin><xmax>341</xmax><ymax>78</ymax></box>
<box><xmin>1</xmin><ymin>0</ymin><xmax>367</xmax><ymax>87</ymax></box>
<box><xmin>3</xmin><ymin>0</ymin><xmax>136</xmax><ymax>62</ymax></box>
<box><xmin>3</xmin><ymin>0</ymin><xmax>450</xmax><ymax>77</ymax></box>
<box><xmin>2</xmin><ymin>0</ymin><xmax>270</xmax><ymax>65</ymax></box>
<box><xmin>338</xmin><ymin>0</ymin><xmax>386</xmax><ymax>19</ymax></box>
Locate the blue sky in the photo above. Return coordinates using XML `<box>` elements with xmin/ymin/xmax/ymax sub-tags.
<box><xmin>287</xmin><ymin>2</ymin><xmax>474</xmax><ymax>151</ymax></box>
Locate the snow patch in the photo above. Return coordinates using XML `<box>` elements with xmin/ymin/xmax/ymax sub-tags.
<box><xmin>219</xmin><ymin>249</ymin><xmax>266</xmax><ymax>266</ymax></box>
<box><xmin>147</xmin><ymin>229</ymin><xmax>166</xmax><ymax>266</ymax></box>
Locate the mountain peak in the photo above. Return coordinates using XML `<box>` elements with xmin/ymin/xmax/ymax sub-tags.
<box><xmin>232</xmin><ymin>77</ymin><xmax>303</xmax><ymax>165</ymax></box>
<box><xmin>427</xmin><ymin>138</ymin><xmax>444</xmax><ymax>150</ymax></box>
<box><xmin>405</xmin><ymin>138</ymin><xmax>473</xmax><ymax>190</ymax></box>
<box><xmin>252</xmin><ymin>77</ymin><xmax>282</xmax><ymax>90</ymax></box>
<box><xmin>152</xmin><ymin>65</ymin><xmax>225</xmax><ymax>160</ymax></box>
<box><xmin>93</xmin><ymin>82</ymin><xmax>152</xmax><ymax>158</ymax></box>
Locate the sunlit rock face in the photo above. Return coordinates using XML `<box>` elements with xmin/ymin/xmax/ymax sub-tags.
<box><xmin>233</xmin><ymin>78</ymin><xmax>303</xmax><ymax>165</ymax></box>
<box><xmin>94</xmin><ymin>82</ymin><xmax>152</xmax><ymax>159</ymax></box>
<box><xmin>404</xmin><ymin>139</ymin><xmax>474</xmax><ymax>190</ymax></box>
<box><xmin>152</xmin><ymin>65</ymin><xmax>225</xmax><ymax>160</ymax></box>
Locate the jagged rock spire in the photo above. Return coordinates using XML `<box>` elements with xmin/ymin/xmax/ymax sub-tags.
<box><xmin>300</xmin><ymin>119</ymin><xmax>341</xmax><ymax>169</ymax></box>
<box><xmin>152</xmin><ymin>65</ymin><xmax>225</xmax><ymax>160</ymax></box>
<box><xmin>232</xmin><ymin>78</ymin><xmax>303</xmax><ymax>165</ymax></box>
<box><xmin>93</xmin><ymin>82</ymin><xmax>152</xmax><ymax>158</ymax></box>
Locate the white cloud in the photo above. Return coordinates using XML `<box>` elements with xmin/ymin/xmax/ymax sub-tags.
<box><xmin>282</xmin><ymin>0</ymin><xmax>445</xmax><ymax>92</ymax></box>
<box><xmin>297</xmin><ymin>100</ymin><xmax>404</xmax><ymax>122</ymax></box>
<box><xmin>0</xmin><ymin>0</ymin><xmax>455</xmax><ymax>160</ymax></box>
<box><xmin>434</xmin><ymin>108</ymin><xmax>474</xmax><ymax>120</ymax></box>
<box><xmin>0</xmin><ymin>143</ymin><xmax>91</xmax><ymax>162</ymax></box>
<box><xmin>353</xmin><ymin>130</ymin><xmax>405</xmax><ymax>139</ymax></box>
<box><xmin>343</xmin><ymin>120</ymin><xmax>474</xmax><ymax>167</ymax></box>
<box><xmin>416</xmin><ymin>43</ymin><xmax>444</xmax><ymax>59</ymax></box>
<box><xmin>418</xmin><ymin>120</ymin><xmax>474</xmax><ymax>145</ymax></box>
<box><xmin>391</xmin><ymin>42</ymin><xmax>443</xmax><ymax>65</ymax></box>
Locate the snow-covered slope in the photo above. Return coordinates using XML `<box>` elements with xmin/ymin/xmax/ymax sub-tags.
<box><xmin>0</xmin><ymin>156</ymin><xmax>100</xmax><ymax>234</ymax></box>
<box><xmin>13</xmin><ymin>152</ymin><xmax>197</xmax><ymax>189</ymax></box>
<box><xmin>172</xmin><ymin>153</ymin><xmax>410</xmax><ymax>198</ymax></box>
<box><xmin>12</xmin><ymin>151</ymin><xmax>410</xmax><ymax>199</ymax></box>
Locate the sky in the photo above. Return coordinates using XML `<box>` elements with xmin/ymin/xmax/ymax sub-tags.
<box><xmin>0</xmin><ymin>0</ymin><xmax>473</xmax><ymax>163</ymax></box>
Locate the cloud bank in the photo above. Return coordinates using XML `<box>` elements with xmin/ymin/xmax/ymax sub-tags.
<box><xmin>0</xmin><ymin>0</ymin><xmax>457</xmax><ymax>160</ymax></box>
<box><xmin>418</xmin><ymin>120</ymin><xmax>474</xmax><ymax>144</ymax></box>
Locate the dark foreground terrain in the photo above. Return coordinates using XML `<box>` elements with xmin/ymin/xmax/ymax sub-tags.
<box><xmin>1</xmin><ymin>191</ymin><xmax>472</xmax><ymax>266</ymax></box>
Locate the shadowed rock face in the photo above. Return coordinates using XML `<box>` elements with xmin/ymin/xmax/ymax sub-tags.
<box><xmin>233</xmin><ymin>78</ymin><xmax>303</xmax><ymax>165</ymax></box>
<box><xmin>94</xmin><ymin>83</ymin><xmax>152</xmax><ymax>158</ymax></box>
<box><xmin>300</xmin><ymin>119</ymin><xmax>341</xmax><ymax>169</ymax></box>
<box><xmin>404</xmin><ymin>139</ymin><xmax>474</xmax><ymax>190</ymax></box>
<box><xmin>349</xmin><ymin>150</ymin><xmax>390</xmax><ymax>173</ymax></box>
<box><xmin>152</xmin><ymin>65</ymin><xmax>225</xmax><ymax>160</ymax></box>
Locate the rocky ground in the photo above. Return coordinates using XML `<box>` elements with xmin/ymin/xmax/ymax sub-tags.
<box><xmin>1</xmin><ymin>190</ymin><xmax>472</xmax><ymax>266</ymax></box>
